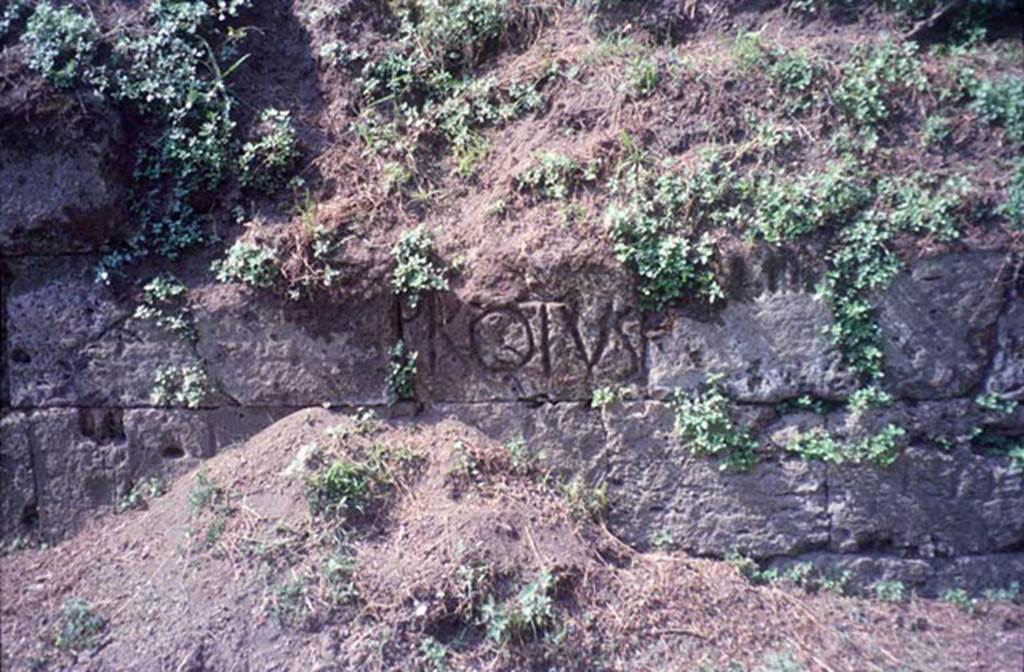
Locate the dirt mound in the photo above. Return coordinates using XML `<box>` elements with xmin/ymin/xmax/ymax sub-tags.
<box><xmin>2</xmin><ymin>408</ymin><xmax>1021</xmax><ymax>671</ymax></box>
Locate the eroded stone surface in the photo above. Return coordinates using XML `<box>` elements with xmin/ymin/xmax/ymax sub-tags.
<box><xmin>5</xmin><ymin>256</ymin><xmax>200</xmax><ymax>407</ymax></box>
<box><xmin>601</xmin><ymin>401</ymin><xmax>829</xmax><ymax>557</ymax></box>
<box><xmin>648</xmin><ymin>291</ymin><xmax>855</xmax><ymax>402</ymax></box>
<box><xmin>827</xmin><ymin>446</ymin><xmax>1024</xmax><ymax>557</ymax></box>
<box><xmin>878</xmin><ymin>250</ymin><xmax>1009</xmax><ymax>400</ymax></box>
<box><xmin>1</xmin><ymin>407</ymin><xmax>291</xmax><ymax>540</ymax></box>
<box><xmin>194</xmin><ymin>285</ymin><xmax>394</xmax><ymax>406</ymax></box>
<box><xmin>0</xmin><ymin>110</ymin><xmax>125</xmax><ymax>255</ymax></box>
<box><xmin>986</xmin><ymin>290</ymin><xmax>1024</xmax><ymax>402</ymax></box>
<box><xmin>0</xmin><ymin>413</ymin><xmax>35</xmax><ymax>540</ymax></box>
<box><xmin>432</xmin><ymin>401</ymin><xmax>606</xmax><ymax>477</ymax></box>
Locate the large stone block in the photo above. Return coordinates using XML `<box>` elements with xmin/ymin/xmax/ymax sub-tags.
<box><xmin>402</xmin><ymin>289</ymin><xmax>644</xmax><ymax>402</ymax></box>
<box><xmin>5</xmin><ymin>256</ymin><xmax>199</xmax><ymax>407</ymax></box>
<box><xmin>432</xmin><ymin>401</ymin><xmax>606</xmax><ymax>477</ymax></box>
<box><xmin>0</xmin><ymin>107</ymin><xmax>126</xmax><ymax>255</ymax></box>
<box><xmin>878</xmin><ymin>250</ymin><xmax>1009</xmax><ymax>400</ymax></box>
<box><xmin>0</xmin><ymin>413</ymin><xmax>36</xmax><ymax>540</ymax></box>
<box><xmin>985</xmin><ymin>289</ymin><xmax>1024</xmax><ymax>402</ymax></box>
<box><xmin>193</xmin><ymin>285</ymin><xmax>395</xmax><ymax>406</ymax></box>
<box><xmin>29</xmin><ymin>408</ymin><xmax>132</xmax><ymax>540</ymax></box>
<box><xmin>827</xmin><ymin>446</ymin><xmax>1024</xmax><ymax>557</ymax></box>
<box><xmin>602</xmin><ymin>401</ymin><xmax>830</xmax><ymax>557</ymax></box>
<box><xmin>648</xmin><ymin>291</ymin><xmax>854</xmax><ymax>402</ymax></box>
<box><xmin>0</xmin><ymin>406</ymin><xmax>292</xmax><ymax>543</ymax></box>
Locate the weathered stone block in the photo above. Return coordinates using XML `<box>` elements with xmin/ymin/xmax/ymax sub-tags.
<box><xmin>432</xmin><ymin>401</ymin><xmax>606</xmax><ymax>477</ymax></box>
<box><xmin>0</xmin><ymin>413</ymin><xmax>35</xmax><ymax>540</ymax></box>
<box><xmin>123</xmin><ymin>407</ymin><xmax>295</xmax><ymax>466</ymax></box>
<box><xmin>986</xmin><ymin>290</ymin><xmax>1024</xmax><ymax>402</ymax></box>
<box><xmin>602</xmin><ymin>401</ymin><xmax>829</xmax><ymax>557</ymax></box>
<box><xmin>827</xmin><ymin>446</ymin><xmax>1024</xmax><ymax>556</ymax></box>
<box><xmin>878</xmin><ymin>250</ymin><xmax>1009</xmax><ymax>400</ymax></box>
<box><xmin>648</xmin><ymin>292</ymin><xmax>854</xmax><ymax>402</ymax></box>
<box><xmin>0</xmin><ymin>109</ymin><xmax>125</xmax><ymax>255</ymax></box>
<box><xmin>0</xmin><ymin>406</ymin><xmax>293</xmax><ymax>543</ymax></box>
<box><xmin>30</xmin><ymin>408</ymin><xmax>131</xmax><ymax>540</ymax></box>
<box><xmin>5</xmin><ymin>256</ymin><xmax>199</xmax><ymax>407</ymax></box>
<box><xmin>193</xmin><ymin>285</ymin><xmax>395</xmax><ymax>406</ymax></box>
<box><xmin>402</xmin><ymin>291</ymin><xmax>644</xmax><ymax>402</ymax></box>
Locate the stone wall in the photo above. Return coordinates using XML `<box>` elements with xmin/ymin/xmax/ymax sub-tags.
<box><xmin>1</xmin><ymin>133</ymin><xmax>1021</xmax><ymax>594</ymax></box>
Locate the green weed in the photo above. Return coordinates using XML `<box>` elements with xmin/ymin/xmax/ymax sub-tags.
<box><xmin>23</xmin><ymin>2</ymin><xmax>106</xmax><ymax>90</ymax></box>
<box><xmin>785</xmin><ymin>427</ymin><xmax>843</xmax><ymax>464</ymax></box>
<box><xmin>188</xmin><ymin>470</ymin><xmax>225</xmax><ymax>516</ymax></box>
<box><xmin>386</xmin><ymin>340</ymin><xmax>418</xmax><ymax>405</ymax></box>
<box><xmin>116</xmin><ymin>477</ymin><xmax>167</xmax><ymax>513</ymax></box>
<box><xmin>481</xmin><ymin>570</ymin><xmax>556</xmax><ymax>645</ymax></box>
<box><xmin>420</xmin><ymin>636</ymin><xmax>449</xmax><ymax>671</ymax></box>
<box><xmin>54</xmin><ymin>598</ymin><xmax>106</xmax><ymax>651</ymax></box>
<box><xmin>976</xmin><ymin>391</ymin><xmax>1019</xmax><ymax>415</ymax></box>
<box><xmin>943</xmin><ymin>587</ymin><xmax>978</xmax><ymax>614</ymax></box>
<box><xmin>970</xmin><ymin>75</ymin><xmax>1024</xmax><ymax>145</ymax></box>
<box><xmin>307</xmin><ymin>460</ymin><xmax>376</xmax><ymax>520</ymax></box>
<box><xmin>872</xmin><ymin>579</ymin><xmax>907</xmax><ymax>603</ymax></box>
<box><xmin>835</xmin><ymin>40</ymin><xmax>926</xmax><ymax>130</ymax></box>
<box><xmin>591</xmin><ymin>385</ymin><xmax>630</xmax><ymax>409</ymax></box>
<box><xmin>239</xmin><ymin>108</ymin><xmax>301</xmax><ymax>193</ymax></box>
<box><xmin>151</xmin><ymin>364</ymin><xmax>209</xmax><ymax>409</ymax></box>
<box><xmin>983</xmin><ymin>581</ymin><xmax>1020</xmax><ymax>604</ymax></box>
<box><xmin>391</xmin><ymin>226</ymin><xmax>449</xmax><ymax>310</ymax></box>
<box><xmin>606</xmin><ymin>147</ymin><xmax>729</xmax><ymax>307</ymax></box>
<box><xmin>997</xmin><ymin>160</ymin><xmax>1024</xmax><ymax>229</ymax></box>
<box><xmin>672</xmin><ymin>377</ymin><xmax>757</xmax><ymax>471</ymax></box>
<box><xmin>516</xmin><ymin>152</ymin><xmax>599</xmax><ymax>200</ymax></box>
<box><xmin>212</xmin><ymin>240</ymin><xmax>281</xmax><ymax>288</ymax></box>
<box><xmin>626</xmin><ymin>56</ymin><xmax>659</xmax><ymax>98</ymax></box>
<box><xmin>134</xmin><ymin>274</ymin><xmax>196</xmax><ymax>341</ymax></box>
<box><xmin>561</xmin><ymin>476</ymin><xmax>608</xmax><ymax>521</ymax></box>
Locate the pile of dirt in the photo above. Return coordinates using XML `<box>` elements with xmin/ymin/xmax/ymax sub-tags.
<box><xmin>2</xmin><ymin>408</ymin><xmax>1021</xmax><ymax>670</ymax></box>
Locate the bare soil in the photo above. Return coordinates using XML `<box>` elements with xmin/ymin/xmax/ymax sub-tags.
<box><xmin>2</xmin><ymin>408</ymin><xmax>1022</xmax><ymax>671</ymax></box>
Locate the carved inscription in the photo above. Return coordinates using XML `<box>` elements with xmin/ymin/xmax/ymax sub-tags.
<box><xmin>403</xmin><ymin>294</ymin><xmax>643</xmax><ymax>398</ymax></box>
